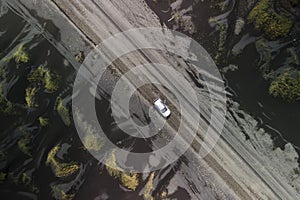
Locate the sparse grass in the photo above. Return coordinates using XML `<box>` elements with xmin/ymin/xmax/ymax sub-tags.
<box><xmin>22</xmin><ymin>173</ymin><xmax>31</xmax><ymax>185</ymax></box>
<box><xmin>83</xmin><ymin>133</ymin><xmax>104</xmax><ymax>152</ymax></box>
<box><xmin>0</xmin><ymin>83</ymin><xmax>16</xmax><ymax>115</ymax></box>
<box><xmin>209</xmin><ymin>17</ymin><xmax>227</xmax><ymax>63</ymax></box>
<box><xmin>143</xmin><ymin>173</ymin><xmax>155</xmax><ymax>200</ymax></box>
<box><xmin>1</xmin><ymin>171</ymin><xmax>38</xmax><ymax>192</ymax></box>
<box><xmin>18</xmin><ymin>135</ymin><xmax>32</xmax><ymax>156</ymax></box>
<box><xmin>56</xmin><ymin>98</ymin><xmax>71</xmax><ymax>126</ymax></box>
<box><xmin>0</xmin><ymin>151</ymin><xmax>6</xmax><ymax>161</ymax></box>
<box><xmin>289</xmin><ymin>0</ymin><xmax>299</xmax><ymax>6</ymax></box>
<box><xmin>0</xmin><ymin>172</ymin><xmax>6</xmax><ymax>183</ymax></box>
<box><xmin>288</xmin><ymin>48</ymin><xmax>299</xmax><ymax>66</ymax></box>
<box><xmin>52</xmin><ymin>185</ymin><xmax>75</xmax><ymax>200</ymax></box>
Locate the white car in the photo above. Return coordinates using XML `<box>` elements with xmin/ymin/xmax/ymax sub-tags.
<box><xmin>153</xmin><ymin>98</ymin><xmax>171</xmax><ymax>118</ymax></box>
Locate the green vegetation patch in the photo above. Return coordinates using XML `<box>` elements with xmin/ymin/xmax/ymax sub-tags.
<box><xmin>56</xmin><ymin>98</ymin><xmax>71</xmax><ymax>126</ymax></box>
<box><xmin>287</xmin><ymin>48</ymin><xmax>299</xmax><ymax>66</ymax></box>
<box><xmin>106</xmin><ymin>151</ymin><xmax>139</xmax><ymax>191</ymax></box>
<box><xmin>39</xmin><ymin>117</ymin><xmax>49</xmax><ymax>127</ymax></box>
<box><xmin>73</xmin><ymin>109</ymin><xmax>106</xmax><ymax>151</ymax></box>
<box><xmin>84</xmin><ymin>133</ymin><xmax>104</xmax><ymax>152</ymax></box>
<box><xmin>0</xmin><ymin>172</ymin><xmax>7</xmax><ymax>183</ymax></box>
<box><xmin>75</xmin><ymin>51</ymin><xmax>85</xmax><ymax>63</ymax></box>
<box><xmin>0</xmin><ymin>171</ymin><xmax>38</xmax><ymax>193</ymax></box>
<box><xmin>22</xmin><ymin>172</ymin><xmax>39</xmax><ymax>193</ymax></box>
<box><xmin>46</xmin><ymin>145</ymin><xmax>79</xmax><ymax>178</ymax></box>
<box><xmin>18</xmin><ymin>135</ymin><xmax>32</xmax><ymax>156</ymax></box>
<box><xmin>208</xmin><ymin>17</ymin><xmax>227</xmax><ymax>63</ymax></box>
<box><xmin>248</xmin><ymin>0</ymin><xmax>293</xmax><ymax>39</ymax></box>
<box><xmin>25</xmin><ymin>87</ymin><xmax>38</xmax><ymax>108</ymax></box>
<box><xmin>28</xmin><ymin>65</ymin><xmax>60</xmax><ymax>92</ymax></box>
<box><xmin>269</xmin><ymin>71</ymin><xmax>300</xmax><ymax>102</ymax></box>
<box><xmin>52</xmin><ymin>185</ymin><xmax>75</xmax><ymax>200</ymax></box>
<box><xmin>0</xmin><ymin>83</ymin><xmax>17</xmax><ymax>115</ymax></box>
<box><xmin>0</xmin><ymin>151</ymin><xmax>6</xmax><ymax>162</ymax></box>
<box><xmin>143</xmin><ymin>173</ymin><xmax>155</xmax><ymax>200</ymax></box>
<box><xmin>289</xmin><ymin>0</ymin><xmax>299</xmax><ymax>6</ymax></box>
<box><xmin>12</xmin><ymin>45</ymin><xmax>29</xmax><ymax>63</ymax></box>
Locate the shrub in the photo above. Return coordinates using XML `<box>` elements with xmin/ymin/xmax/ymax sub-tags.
<box><xmin>39</xmin><ymin>117</ymin><xmax>49</xmax><ymax>127</ymax></box>
<box><xmin>25</xmin><ymin>87</ymin><xmax>38</xmax><ymax>107</ymax></box>
<box><xmin>28</xmin><ymin>66</ymin><xmax>60</xmax><ymax>92</ymax></box>
<box><xmin>248</xmin><ymin>0</ymin><xmax>293</xmax><ymax>39</ymax></box>
<box><xmin>269</xmin><ymin>71</ymin><xmax>300</xmax><ymax>102</ymax></box>
<box><xmin>13</xmin><ymin>45</ymin><xmax>29</xmax><ymax>63</ymax></box>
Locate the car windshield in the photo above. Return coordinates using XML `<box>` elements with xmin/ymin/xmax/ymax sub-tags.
<box><xmin>161</xmin><ymin>107</ymin><xmax>168</xmax><ymax>113</ymax></box>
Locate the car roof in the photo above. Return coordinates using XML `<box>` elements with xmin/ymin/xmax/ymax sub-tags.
<box><xmin>154</xmin><ymin>99</ymin><xmax>165</xmax><ymax>110</ymax></box>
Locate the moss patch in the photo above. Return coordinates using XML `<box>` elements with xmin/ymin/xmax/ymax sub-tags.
<box><xmin>269</xmin><ymin>71</ymin><xmax>300</xmax><ymax>102</ymax></box>
<box><xmin>248</xmin><ymin>0</ymin><xmax>293</xmax><ymax>39</ymax></box>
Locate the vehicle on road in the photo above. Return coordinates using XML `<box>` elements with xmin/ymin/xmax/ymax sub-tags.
<box><xmin>153</xmin><ymin>98</ymin><xmax>171</xmax><ymax>118</ymax></box>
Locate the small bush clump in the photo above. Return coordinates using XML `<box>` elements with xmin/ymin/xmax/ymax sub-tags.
<box><xmin>28</xmin><ymin>65</ymin><xmax>60</xmax><ymax>92</ymax></box>
<box><xmin>12</xmin><ymin>45</ymin><xmax>29</xmax><ymax>63</ymax></box>
<box><xmin>39</xmin><ymin>117</ymin><xmax>49</xmax><ymax>127</ymax></box>
<box><xmin>25</xmin><ymin>87</ymin><xmax>38</xmax><ymax>108</ymax></box>
<box><xmin>248</xmin><ymin>0</ymin><xmax>293</xmax><ymax>39</ymax></box>
<box><xmin>269</xmin><ymin>71</ymin><xmax>300</xmax><ymax>102</ymax></box>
